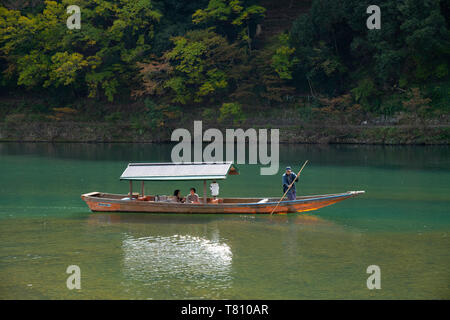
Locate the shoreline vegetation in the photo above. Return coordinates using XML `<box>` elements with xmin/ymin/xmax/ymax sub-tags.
<box><xmin>1</xmin><ymin>119</ymin><xmax>448</xmax><ymax>144</ymax></box>
<box><xmin>0</xmin><ymin>0</ymin><xmax>449</xmax><ymax>144</ymax></box>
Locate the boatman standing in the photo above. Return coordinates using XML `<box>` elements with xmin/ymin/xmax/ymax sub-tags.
<box><xmin>282</xmin><ymin>166</ymin><xmax>299</xmax><ymax>200</ymax></box>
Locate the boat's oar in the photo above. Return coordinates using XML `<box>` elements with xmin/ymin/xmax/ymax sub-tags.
<box><xmin>270</xmin><ymin>160</ymin><xmax>308</xmax><ymax>215</ymax></box>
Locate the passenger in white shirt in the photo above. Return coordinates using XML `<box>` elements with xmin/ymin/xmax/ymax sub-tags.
<box><xmin>210</xmin><ymin>181</ymin><xmax>219</xmax><ymax>199</ymax></box>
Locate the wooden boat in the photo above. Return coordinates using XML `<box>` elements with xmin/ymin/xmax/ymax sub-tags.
<box><xmin>81</xmin><ymin>162</ymin><xmax>365</xmax><ymax>214</ymax></box>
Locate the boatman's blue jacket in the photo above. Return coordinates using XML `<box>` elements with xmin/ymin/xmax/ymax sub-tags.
<box><xmin>282</xmin><ymin>172</ymin><xmax>298</xmax><ymax>193</ymax></box>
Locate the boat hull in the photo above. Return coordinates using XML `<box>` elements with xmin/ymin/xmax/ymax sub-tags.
<box><xmin>81</xmin><ymin>191</ymin><xmax>364</xmax><ymax>214</ymax></box>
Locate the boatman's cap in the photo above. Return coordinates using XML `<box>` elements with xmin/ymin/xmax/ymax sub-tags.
<box><xmin>286</xmin><ymin>166</ymin><xmax>292</xmax><ymax>171</ymax></box>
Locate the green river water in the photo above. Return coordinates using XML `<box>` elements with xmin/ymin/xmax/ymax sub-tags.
<box><xmin>0</xmin><ymin>143</ymin><xmax>449</xmax><ymax>299</ymax></box>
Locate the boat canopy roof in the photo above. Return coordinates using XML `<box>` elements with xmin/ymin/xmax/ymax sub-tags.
<box><xmin>120</xmin><ymin>162</ymin><xmax>239</xmax><ymax>181</ymax></box>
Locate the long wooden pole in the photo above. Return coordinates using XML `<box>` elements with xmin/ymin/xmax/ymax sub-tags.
<box><xmin>270</xmin><ymin>160</ymin><xmax>308</xmax><ymax>215</ymax></box>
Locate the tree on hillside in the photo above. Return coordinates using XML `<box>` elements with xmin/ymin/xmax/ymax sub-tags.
<box><xmin>402</xmin><ymin>87</ymin><xmax>432</xmax><ymax>126</ymax></box>
<box><xmin>192</xmin><ymin>0</ymin><xmax>266</xmax><ymax>51</ymax></box>
<box><xmin>289</xmin><ymin>0</ymin><xmax>450</xmax><ymax>104</ymax></box>
<box><xmin>0</xmin><ymin>0</ymin><xmax>162</xmax><ymax>101</ymax></box>
<box><xmin>162</xmin><ymin>29</ymin><xmax>246</xmax><ymax>105</ymax></box>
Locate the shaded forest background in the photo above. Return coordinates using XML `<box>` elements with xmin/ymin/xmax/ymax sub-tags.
<box><xmin>0</xmin><ymin>0</ymin><xmax>449</xmax><ymax>142</ymax></box>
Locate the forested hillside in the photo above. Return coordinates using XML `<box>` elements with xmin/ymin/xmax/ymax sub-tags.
<box><xmin>0</xmin><ymin>0</ymin><xmax>449</xmax><ymax>143</ymax></box>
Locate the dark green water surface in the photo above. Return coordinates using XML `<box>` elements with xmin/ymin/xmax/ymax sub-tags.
<box><xmin>0</xmin><ymin>143</ymin><xmax>448</xmax><ymax>299</ymax></box>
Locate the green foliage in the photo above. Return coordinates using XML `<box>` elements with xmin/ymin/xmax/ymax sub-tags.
<box><xmin>402</xmin><ymin>87</ymin><xmax>432</xmax><ymax>123</ymax></box>
<box><xmin>425</xmin><ymin>81</ymin><xmax>450</xmax><ymax>112</ymax></box>
<box><xmin>289</xmin><ymin>0</ymin><xmax>450</xmax><ymax>102</ymax></box>
<box><xmin>192</xmin><ymin>0</ymin><xmax>235</xmax><ymax>24</ymax></box>
<box><xmin>0</xmin><ymin>0</ymin><xmax>448</xmax><ymax>121</ymax></box>
<box><xmin>133</xmin><ymin>98</ymin><xmax>182</xmax><ymax>130</ymax></box>
<box><xmin>295</xmin><ymin>103</ymin><xmax>314</xmax><ymax>123</ymax></box>
<box><xmin>0</xmin><ymin>0</ymin><xmax>162</xmax><ymax>101</ymax></box>
<box><xmin>47</xmin><ymin>52</ymin><xmax>90</xmax><ymax>87</ymax></box>
<box><xmin>271</xmin><ymin>34</ymin><xmax>298</xmax><ymax>80</ymax></box>
<box><xmin>350</xmin><ymin>78</ymin><xmax>378</xmax><ymax>110</ymax></box>
<box><xmin>379</xmin><ymin>93</ymin><xmax>404</xmax><ymax>118</ymax></box>
<box><xmin>16</xmin><ymin>51</ymin><xmax>50</xmax><ymax>87</ymax></box>
<box><xmin>105</xmin><ymin>111</ymin><xmax>123</xmax><ymax>123</ymax></box>
<box><xmin>192</xmin><ymin>0</ymin><xmax>265</xmax><ymax>49</ymax></box>
<box><xmin>163</xmin><ymin>29</ymin><xmax>243</xmax><ymax>104</ymax></box>
<box><xmin>202</xmin><ymin>107</ymin><xmax>218</xmax><ymax>121</ymax></box>
<box><xmin>150</xmin><ymin>0</ymin><xmax>209</xmax><ymax>54</ymax></box>
<box><xmin>434</xmin><ymin>63</ymin><xmax>448</xmax><ymax>79</ymax></box>
<box><xmin>218</xmin><ymin>102</ymin><xmax>245</xmax><ymax>124</ymax></box>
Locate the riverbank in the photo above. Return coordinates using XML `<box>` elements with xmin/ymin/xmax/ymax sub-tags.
<box><xmin>0</xmin><ymin>121</ymin><xmax>448</xmax><ymax>144</ymax></box>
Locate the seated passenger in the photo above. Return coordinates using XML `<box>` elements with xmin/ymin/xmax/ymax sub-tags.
<box><xmin>173</xmin><ymin>189</ymin><xmax>185</xmax><ymax>203</ymax></box>
<box><xmin>185</xmin><ymin>188</ymin><xmax>200</xmax><ymax>204</ymax></box>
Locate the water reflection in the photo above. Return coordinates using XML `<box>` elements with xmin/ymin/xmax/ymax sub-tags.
<box><xmin>2</xmin><ymin>142</ymin><xmax>448</xmax><ymax>171</ymax></box>
<box><xmin>87</xmin><ymin>212</ymin><xmax>334</xmax><ymax>227</ymax></box>
<box><xmin>121</xmin><ymin>233</ymin><xmax>233</xmax><ymax>294</ymax></box>
<box><xmin>87</xmin><ymin>213</ymin><xmax>225</xmax><ymax>225</ymax></box>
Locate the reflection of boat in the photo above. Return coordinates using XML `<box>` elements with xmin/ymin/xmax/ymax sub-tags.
<box><xmin>121</xmin><ymin>234</ymin><xmax>232</xmax><ymax>289</ymax></box>
<box><xmin>86</xmin><ymin>212</ymin><xmax>333</xmax><ymax>227</ymax></box>
<box><xmin>81</xmin><ymin>162</ymin><xmax>365</xmax><ymax>214</ymax></box>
